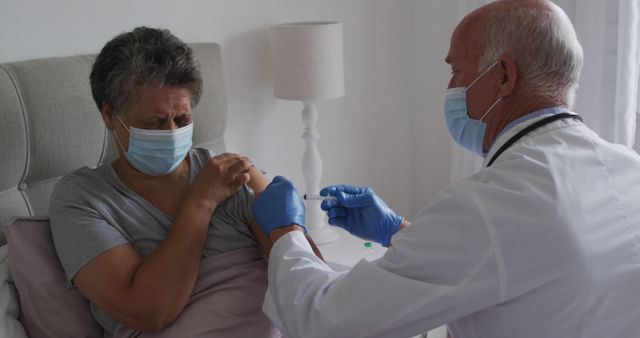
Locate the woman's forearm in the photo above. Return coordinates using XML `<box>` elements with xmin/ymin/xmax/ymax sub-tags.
<box><xmin>124</xmin><ymin>196</ymin><xmax>214</xmax><ymax>330</ymax></box>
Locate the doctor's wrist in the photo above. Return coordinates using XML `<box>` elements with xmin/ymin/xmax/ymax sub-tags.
<box><xmin>399</xmin><ymin>218</ymin><xmax>411</xmax><ymax>230</ymax></box>
<box><xmin>269</xmin><ymin>224</ymin><xmax>305</xmax><ymax>243</ymax></box>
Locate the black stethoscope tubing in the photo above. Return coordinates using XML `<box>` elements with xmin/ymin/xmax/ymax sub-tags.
<box><xmin>486</xmin><ymin>112</ymin><xmax>583</xmax><ymax>167</ymax></box>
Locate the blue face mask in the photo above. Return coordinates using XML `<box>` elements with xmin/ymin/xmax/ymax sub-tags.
<box><xmin>444</xmin><ymin>61</ymin><xmax>502</xmax><ymax>156</ymax></box>
<box><xmin>113</xmin><ymin>114</ymin><xmax>193</xmax><ymax>176</ymax></box>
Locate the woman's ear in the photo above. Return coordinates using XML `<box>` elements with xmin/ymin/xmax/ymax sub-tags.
<box><xmin>498</xmin><ymin>55</ymin><xmax>518</xmax><ymax>97</ymax></box>
<box><xmin>100</xmin><ymin>103</ymin><xmax>116</xmax><ymax>130</ymax></box>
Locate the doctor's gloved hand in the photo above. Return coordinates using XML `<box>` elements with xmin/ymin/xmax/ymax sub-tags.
<box><xmin>320</xmin><ymin>185</ymin><xmax>403</xmax><ymax>247</ymax></box>
<box><xmin>252</xmin><ymin>176</ymin><xmax>306</xmax><ymax>236</ymax></box>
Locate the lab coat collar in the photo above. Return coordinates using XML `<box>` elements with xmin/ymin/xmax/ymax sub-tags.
<box><xmin>483</xmin><ymin>106</ymin><xmax>570</xmax><ymax>167</ymax></box>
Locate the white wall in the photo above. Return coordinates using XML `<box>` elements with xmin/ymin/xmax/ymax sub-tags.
<box><xmin>412</xmin><ymin>0</ymin><xmax>459</xmax><ymax>212</ymax></box>
<box><xmin>0</xmin><ymin>0</ymin><xmax>456</xmax><ymax>218</ymax></box>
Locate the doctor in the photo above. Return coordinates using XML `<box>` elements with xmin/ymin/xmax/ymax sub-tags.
<box><xmin>253</xmin><ymin>0</ymin><xmax>640</xmax><ymax>337</ymax></box>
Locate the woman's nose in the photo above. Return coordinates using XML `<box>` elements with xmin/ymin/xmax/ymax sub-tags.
<box><xmin>163</xmin><ymin>120</ymin><xmax>179</xmax><ymax>130</ymax></box>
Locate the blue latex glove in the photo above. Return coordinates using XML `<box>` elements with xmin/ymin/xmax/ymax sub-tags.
<box><xmin>252</xmin><ymin>176</ymin><xmax>306</xmax><ymax>236</ymax></box>
<box><xmin>320</xmin><ymin>185</ymin><xmax>403</xmax><ymax>247</ymax></box>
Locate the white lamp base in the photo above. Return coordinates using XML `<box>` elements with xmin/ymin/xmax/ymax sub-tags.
<box><xmin>301</xmin><ymin>101</ymin><xmax>338</xmax><ymax>244</ymax></box>
<box><xmin>305</xmin><ymin>198</ymin><xmax>338</xmax><ymax>244</ymax></box>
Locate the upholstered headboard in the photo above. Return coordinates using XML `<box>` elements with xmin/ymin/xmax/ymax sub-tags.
<box><xmin>0</xmin><ymin>43</ymin><xmax>228</xmax><ymax>245</ymax></box>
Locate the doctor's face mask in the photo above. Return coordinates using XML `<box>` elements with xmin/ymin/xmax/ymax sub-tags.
<box><xmin>444</xmin><ymin>61</ymin><xmax>502</xmax><ymax>156</ymax></box>
<box><xmin>113</xmin><ymin>113</ymin><xmax>193</xmax><ymax>176</ymax></box>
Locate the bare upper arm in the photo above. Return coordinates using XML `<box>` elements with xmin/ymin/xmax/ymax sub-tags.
<box><xmin>247</xmin><ymin>167</ymin><xmax>272</xmax><ymax>255</ymax></box>
<box><xmin>247</xmin><ymin>166</ymin><xmax>269</xmax><ymax>195</ymax></box>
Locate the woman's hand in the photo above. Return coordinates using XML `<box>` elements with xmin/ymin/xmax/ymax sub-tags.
<box><xmin>188</xmin><ymin>153</ymin><xmax>253</xmax><ymax>211</ymax></box>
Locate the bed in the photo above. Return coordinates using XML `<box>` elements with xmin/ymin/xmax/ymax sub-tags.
<box><xmin>0</xmin><ymin>43</ymin><xmax>251</xmax><ymax>337</ymax></box>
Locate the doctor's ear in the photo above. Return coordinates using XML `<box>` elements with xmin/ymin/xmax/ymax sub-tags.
<box><xmin>497</xmin><ymin>56</ymin><xmax>518</xmax><ymax>97</ymax></box>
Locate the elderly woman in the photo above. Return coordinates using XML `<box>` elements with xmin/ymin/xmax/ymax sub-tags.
<box><xmin>50</xmin><ymin>27</ymin><xmax>319</xmax><ymax>337</ymax></box>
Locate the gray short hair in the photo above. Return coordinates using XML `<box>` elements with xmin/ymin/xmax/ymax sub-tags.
<box><xmin>478</xmin><ymin>2</ymin><xmax>584</xmax><ymax>107</ymax></box>
<box><xmin>90</xmin><ymin>26</ymin><xmax>203</xmax><ymax>115</ymax></box>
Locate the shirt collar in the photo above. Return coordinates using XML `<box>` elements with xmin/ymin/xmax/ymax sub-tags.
<box><xmin>483</xmin><ymin>106</ymin><xmax>569</xmax><ymax>165</ymax></box>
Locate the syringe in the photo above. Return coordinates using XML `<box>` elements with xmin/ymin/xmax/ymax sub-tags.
<box><xmin>303</xmin><ymin>194</ymin><xmax>337</xmax><ymax>201</ymax></box>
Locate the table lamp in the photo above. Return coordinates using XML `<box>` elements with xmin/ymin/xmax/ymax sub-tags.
<box><xmin>271</xmin><ymin>21</ymin><xmax>345</xmax><ymax>244</ymax></box>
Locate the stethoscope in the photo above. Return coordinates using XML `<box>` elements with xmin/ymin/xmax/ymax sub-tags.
<box><xmin>486</xmin><ymin>112</ymin><xmax>583</xmax><ymax>167</ymax></box>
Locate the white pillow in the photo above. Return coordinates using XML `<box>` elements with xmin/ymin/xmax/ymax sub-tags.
<box><xmin>0</xmin><ymin>244</ymin><xmax>28</xmax><ymax>338</ymax></box>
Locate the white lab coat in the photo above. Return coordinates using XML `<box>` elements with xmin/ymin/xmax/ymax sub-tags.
<box><xmin>263</xmin><ymin>114</ymin><xmax>640</xmax><ymax>338</ymax></box>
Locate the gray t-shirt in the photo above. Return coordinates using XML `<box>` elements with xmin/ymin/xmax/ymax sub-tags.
<box><xmin>49</xmin><ymin>148</ymin><xmax>259</xmax><ymax>335</ymax></box>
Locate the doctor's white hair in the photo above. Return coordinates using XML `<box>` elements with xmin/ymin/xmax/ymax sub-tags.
<box><xmin>478</xmin><ymin>1</ymin><xmax>584</xmax><ymax>108</ymax></box>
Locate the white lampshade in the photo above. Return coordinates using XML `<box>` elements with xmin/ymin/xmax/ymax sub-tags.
<box><xmin>271</xmin><ymin>21</ymin><xmax>345</xmax><ymax>101</ymax></box>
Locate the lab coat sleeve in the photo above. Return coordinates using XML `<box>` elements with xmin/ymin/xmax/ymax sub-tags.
<box><xmin>263</xmin><ymin>182</ymin><xmax>503</xmax><ymax>338</ymax></box>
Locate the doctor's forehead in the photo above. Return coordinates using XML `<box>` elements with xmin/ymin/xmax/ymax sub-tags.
<box><xmin>445</xmin><ymin>41</ymin><xmax>466</xmax><ymax>65</ymax></box>
<box><xmin>446</xmin><ymin>26</ymin><xmax>471</xmax><ymax>65</ymax></box>
<box><xmin>446</xmin><ymin>26</ymin><xmax>486</xmax><ymax>65</ymax></box>
<box><xmin>445</xmin><ymin>36</ymin><xmax>462</xmax><ymax>65</ymax></box>
<box><xmin>446</xmin><ymin>3</ymin><xmax>493</xmax><ymax>62</ymax></box>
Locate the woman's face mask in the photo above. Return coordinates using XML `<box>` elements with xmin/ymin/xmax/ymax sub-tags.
<box><xmin>113</xmin><ymin>114</ymin><xmax>193</xmax><ymax>176</ymax></box>
<box><xmin>444</xmin><ymin>61</ymin><xmax>502</xmax><ymax>156</ymax></box>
